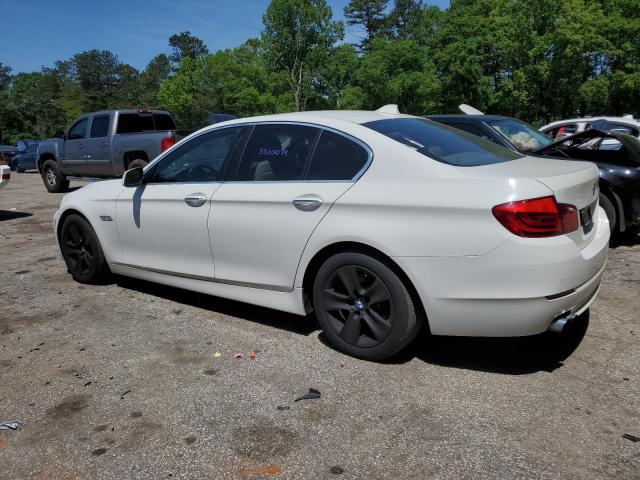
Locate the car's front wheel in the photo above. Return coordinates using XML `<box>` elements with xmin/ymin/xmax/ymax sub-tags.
<box><xmin>312</xmin><ymin>252</ymin><xmax>422</xmax><ymax>360</ymax></box>
<box><xmin>59</xmin><ymin>214</ymin><xmax>110</xmax><ymax>283</ymax></box>
<box><xmin>41</xmin><ymin>160</ymin><xmax>69</xmax><ymax>193</ymax></box>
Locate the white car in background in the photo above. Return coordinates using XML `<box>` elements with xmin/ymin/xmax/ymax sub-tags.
<box><xmin>541</xmin><ymin>116</ymin><xmax>640</xmax><ymax>143</ymax></box>
<box><xmin>53</xmin><ymin>107</ymin><xmax>610</xmax><ymax>360</ymax></box>
<box><xmin>0</xmin><ymin>164</ymin><xmax>10</xmax><ymax>191</ymax></box>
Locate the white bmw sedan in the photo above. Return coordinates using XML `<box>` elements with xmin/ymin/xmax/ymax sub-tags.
<box><xmin>54</xmin><ymin>108</ymin><xmax>610</xmax><ymax>360</ymax></box>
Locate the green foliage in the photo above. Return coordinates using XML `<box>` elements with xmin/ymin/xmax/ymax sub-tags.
<box><xmin>262</xmin><ymin>0</ymin><xmax>344</xmax><ymax>110</ymax></box>
<box><xmin>356</xmin><ymin>38</ymin><xmax>441</xmax><ymax>113</ymax></box>
<box><xmin>1</xmin><ymin>0</ymin><xmax>639</xmax><ymax>144</ymax></box>
<box><xmin>344</xmin><ymin>0</ymin><xmax>389</xmax><ymax>50</ymax></box>
<box><xmin>169</xmin><ymin>31</ymin><xmax>210</xmax><ymax>65</ymax></box>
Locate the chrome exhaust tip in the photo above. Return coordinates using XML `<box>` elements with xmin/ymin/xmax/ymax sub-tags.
<box><xmin>548</xmin><ymin>312</ymin><xmax>577</xmax><ymax>333</ymax></box>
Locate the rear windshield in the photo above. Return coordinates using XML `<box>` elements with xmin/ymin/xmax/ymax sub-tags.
<box><xmin>363</xmin><ymin>118</ymin><xmax>522</xmax><ymax>166</ymax></box>
<box><xmin>117</xmin><ymin>113</ymin><xmax>176</xmax><ymax>134</ymax></box>
<box><xmin>486</xmin><ymin>118</ymin><xmax>552</xmax><ymax>152</ymax></box>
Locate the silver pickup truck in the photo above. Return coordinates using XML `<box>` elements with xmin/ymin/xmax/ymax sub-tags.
<box><xmin>37</xmin><ymin>109</ymin><xmax>177</xmax><ymax>192</ymax></box>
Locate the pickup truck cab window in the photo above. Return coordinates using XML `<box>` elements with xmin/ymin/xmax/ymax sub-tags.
<box><xmin>90</xmin><ymin>115</ymin><xmax>110</xmax><ymax>138</ymax></box>
<box><xmin>68</xmin><ymin>118</ymin><xmax>89</xmax><ymax>140</ymax></box>
<box><xmin>149</xmin><ymin>127</ymin><xmax>249</xmax><ymax>183</ymax></box>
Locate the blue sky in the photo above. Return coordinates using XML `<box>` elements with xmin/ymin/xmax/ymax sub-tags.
<box><xmin>1</xmin><ymin>0</ymin><xmax>449</xmax><ymax>74</ymax></box>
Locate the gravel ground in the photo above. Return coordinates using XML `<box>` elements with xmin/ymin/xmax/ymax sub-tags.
<box><xmin>1</xmin><ymin>172</ymin><xmax>639</xmax><ymax>480</ymax></box>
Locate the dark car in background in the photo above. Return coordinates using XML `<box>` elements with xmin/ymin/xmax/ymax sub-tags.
<box><xmin>428</xmin><ymin>113</ymin><xmax>640</xmax><ymax>236</ymax></box>
<box><xmin>14</xmin><ymin>141</ymin><xmax>39</xmax><ymax>172</ymax></box>
<box><xmin>0</xmin><ymin>145</ymin><xmax>19</xmax><ymax>170</ymax></box>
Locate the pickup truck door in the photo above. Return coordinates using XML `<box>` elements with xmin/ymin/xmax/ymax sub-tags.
<box><xmin>83</xmin><ymin>114</ymin><xmax>113</xmax><ymax>176</ymax></box>
<box><xmin>61</xmin><ymin>116</ymin><xmax>89</xmax><ymax>175</ymax></box>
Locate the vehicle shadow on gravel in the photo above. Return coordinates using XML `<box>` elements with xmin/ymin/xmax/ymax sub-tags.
<box><xmin>115</xmin><ymin>276</ymin><xmax>319</xmax><ymax>336</ymax></box>
<box><xmin>398</xmin><ymin>312</ymin><xmax>590</xmax><ymax>375</ymax></box>
<box><xmin>610</xmin><ymin>227</ymin><xmax>640</xmax><ymax>248</ymax></box>
<box><xmin>0</xmin><ymin>210</ymin><xmax>33</xmax><ymax>221</ymax></box>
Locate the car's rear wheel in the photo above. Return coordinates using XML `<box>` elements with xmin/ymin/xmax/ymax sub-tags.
<box><xmin>59</xmin><ymin>214</ymin><xmax>110</xmax><ymax>283</ymax></box>
<box><xmin>599</xmin><ymin>193</ymin><xmax>617</xmax><ymax>233</ymax></box>
<box><xmin>312</xmin><ymin>252</ymin><xmax>421</xmax><ymax>360</ymax></box>
<box><xmin>42</xmin><ymin>160</ymin><xmax>69</xmax><ymax>193</ymax></box>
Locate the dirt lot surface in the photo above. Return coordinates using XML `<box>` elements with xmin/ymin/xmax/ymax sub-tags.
<box><xmin>1</xmin><ymin>172</ymin><xmax>639</xmax><ymax>479</ymax></box>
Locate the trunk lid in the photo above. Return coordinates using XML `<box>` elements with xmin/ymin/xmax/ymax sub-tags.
<box><xmin>462</xmin><ymin>155</ymin><xmax>600</xmax><ymax>249</ymax></box>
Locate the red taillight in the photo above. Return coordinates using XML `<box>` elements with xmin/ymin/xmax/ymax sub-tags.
<box><xmin>2</xmin><ymin>173</ymin><xmax>9</xmax><ymax>180</ymax></box>
<box><xmin>160</xmin><ymin>136</ymin><xmax>176</xmax><ymax>152</ymax></box>
<box><xmin>492</xmin><ymin>195</ymin><xmax>578</xmax><ymax>238</ymax></box>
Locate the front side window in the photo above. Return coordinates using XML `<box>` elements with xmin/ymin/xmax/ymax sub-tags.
<box><xmin>485</xmin><ymin>118</ymin><xmax>552</xmax><ymax>151</ymax></box>
<box><xmin>235</xmin><ymin>124</ymin><xmax>318</xmax><ymax>181</ymax></box>
<box><xmin>90</xmin><ymin>115</ymin><xmax>110</xmax><ymax>138</ymax></box>
<box><xmin>364</xmin><ymin>118</ymin><xmax>522</xmax><ymax>166</ymax></box>
<box><xmin>68</xmin><ymin>118</ymin><xmax>89</xmax><ymax>140</ymax></box>
<box><xmin>150</xmin><ymin>127</ymin><xmax>249</xmax><ymax>183</ymax></box>
<box><xmin>307</xmin><ymin>130</ymin><xmax>369</xmax><ymax>180</ymax></box>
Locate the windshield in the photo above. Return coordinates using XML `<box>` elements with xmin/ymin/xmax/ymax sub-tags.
<box><xmin>486</xmin><ymin>119</ymin><xmax>552</xmax><ymax>152</ymax></box>
<box><xmin>363</xmin><ymin>118</ymin><xmax>522</xmax><ymax>166</ymax></box>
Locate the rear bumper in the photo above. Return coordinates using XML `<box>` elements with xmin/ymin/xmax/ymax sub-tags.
<box><xmin>394</xmin><ymin>207</ymin><xmax>610</xmax><ymax>337</ymax></box>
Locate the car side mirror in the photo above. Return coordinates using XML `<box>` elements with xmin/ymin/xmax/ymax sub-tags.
<box><xmin>123</xmin><ymin>167</ymin><xmax>144</xmax><ymax>187</ymax></box>
<box><xmin>53</xmin><ymin>130</ymin><xmax>66</xmax><ymax>139</ymax></box>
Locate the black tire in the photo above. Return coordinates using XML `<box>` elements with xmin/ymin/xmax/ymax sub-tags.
<box><xmin>17</xmin><ymin>167</ymin><xmax>25</xmax><ymax>173</ymax></box>
<box><xmin>59</xmin><ymin>214</ymin><xmax>110</xmax><ymax>283</ymax></box>
<box><xmin>312</xmin><ymin>252</ymin><xmax>421</xmax><ymax>360</ymax></box>
<box><xmin>42</xmin><ymin>160</ymin><xmax>69</xmax><ymax>193</ymax></box>
<box><xmin>599</xmin><ymin>193</ymin><xmax>617</xmax><ymax>233</ymax></box>
<box><xmin>127</xmin><ymin>159</ymin><xmax>148</xmax><ymax>170</ymax></box>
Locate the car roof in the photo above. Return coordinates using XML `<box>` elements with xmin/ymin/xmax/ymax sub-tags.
<box><xmin>87</xmin><ymin>109</ymin><xmax>172</xmax><ymax>116</ymax></box>
<box><xmin>237</xmin><ymin>110</ymin><xmax>419</xmax><ymax>125</ymax></box>
<box><xmin>426</xmin><ymin>114</ymin><xmax>514</xmax><ymax>122</ymax></box>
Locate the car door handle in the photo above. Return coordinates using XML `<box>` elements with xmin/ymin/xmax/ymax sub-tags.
<box><xmin>184</xmin><ymin>193</ymin><xmax>207</xmax><ymax>207</ymax></box>
<box><xmin>292</xmin><ymin>195</ymin><xmax>323</xmax><ymax>212</ymax></box>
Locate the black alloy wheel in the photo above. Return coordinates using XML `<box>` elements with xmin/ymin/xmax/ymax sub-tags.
<box><xmin>60</xmin><ymin>214</ymin><xmax>109</xmax><ymax>283</ymax></box>
<box><xmin>321</xmin><ymin>265</ymin><xmax>393</xmax><ymax>348</ymax></box>
<box><xmin>313</xmin><ymin>252</ymin><xmax>421</xmax><ymax>360</ymax></box>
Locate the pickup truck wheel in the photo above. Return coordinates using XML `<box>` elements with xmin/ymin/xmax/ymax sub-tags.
<box><xmin>127</xmin><ymin>159</ymin><xmax>148</xmax><ymax>170</ymax></box>
<box><xmin>42</xmin><ymin>160</ymin><xmax>69</xmax><ymax>193</ymax></box>
<box><xmin>59</xmin><ymin>214</ymin><xmax>110</xmax><ymax>283</ymax></box>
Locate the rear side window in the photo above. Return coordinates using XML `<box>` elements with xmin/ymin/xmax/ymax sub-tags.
<box><xmin>153</xmin><ymin>113</ymin><xmax>177</xmax><ymax>131</ymax></box>
<box><xmin>307</xmin><ymin>130</ymin><xmax>369</xmax><ymax>180</ymax></box>
<box><xmin>364</xmin><ymin>118</ymin><xmax>521</xmax><ymax>166</ymax></box>
<box><xmin>117</xmin><ymin>113</ymin><xmax>155</xmax><ymax>134</ymax></box>
<box><xmin>235</xmin><ymin>124</ymin><xmax>318</xmax><ymax>181</ymax></box>
<box><xmin>90</xmin><ymin>115</ymin><xmax>110</xmax><ymax>138</ymax></box>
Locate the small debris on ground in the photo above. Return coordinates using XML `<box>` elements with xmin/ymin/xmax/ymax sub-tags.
<box><xmin>295</xmin><ymin>388</ymin><xmax>321</xmax><ymax>402</ymax></box>
<box><xmin>248</xmin><ymin>351</ymin><xmax>257</xmax><ymax>360</ymax></box>
<box><xmin>120</xmin><ymin>389</ymin><xmax>132</xmax><ymax>399</ymax></box>
<box><xmin>330</xmin><ymin>465</ymin><xmax>345</xmax><ymax>475</ymax></box>
<box><xmin>238</xmin><ymin>465</ymin><xmax>283</xmax><ymax>476</ymax></box>
<box><xmin>276</xmin><ymin>406</ymin><xmax>290</xmax><ymax>411</ymax></box>
<box><xmin>234</xmin><ymin>353</ymin><xmax>244</xmax><ymax>359</ymax></box>
<box><xmin>213</xmin><ymin>352</ymin><xmax>221</xmax><ymax>358</ymax></box>
<box><xmin>622</xmin><ymin>433</ymin><xmax>639</xmax><ymax>442</ymax></box>
<box><xmin>0</xmin><ymin>421</ymin><xmax>21</xmax><ymax>431</ymax></box>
